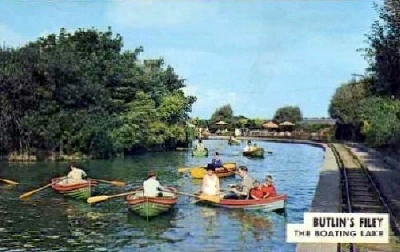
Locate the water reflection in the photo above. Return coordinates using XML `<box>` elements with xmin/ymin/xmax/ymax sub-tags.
<box><xmin>227</xmin><ymin>210</ymin><xmax>274</xmax><ymax>242</ymax></box>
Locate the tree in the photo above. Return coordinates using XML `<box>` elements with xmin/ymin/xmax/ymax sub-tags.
<box><xmin>273</xmin><ymin>106</ymin><xmax>303</xmax><ymax>123</ymax></box>
<box><xmin>209</xmin><ymin>104</ymin><xmax>234</xmax><ymax>126</ymax></box>
<box><xmin>359</xmin><ymin>96</ymin><xmax>400</xmax><ymax>147</ymax></box>
<box><xmin>365</xmin><ymin>0</ymin><xmax>400</xmax><ymax>97</ymax></box>
<box><xmin>328</xmin><ymin>78</ymin><xmax>372</xmax><ymax>124</ymax></box>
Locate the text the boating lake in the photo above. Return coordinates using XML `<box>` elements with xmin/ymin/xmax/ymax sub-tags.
<box><xmin>0</xmin><ymin>140</ymin><xmax>324</xmax><ymax>252</ymax></box>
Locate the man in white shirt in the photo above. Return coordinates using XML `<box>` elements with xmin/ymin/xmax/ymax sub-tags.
<box><xmin>59</xmin><ymin>163</ymin><xmax>87</xmax><ymax>185</ymax></box>
<box><xmin>243</xmin><ymin>140</ymin><xmax>253</xmax><ymax>152</ymax></box>
<box><xmin>143</xmin><ymin>170</ymin><xmax>166</xmax><ymax>197</ymax></box>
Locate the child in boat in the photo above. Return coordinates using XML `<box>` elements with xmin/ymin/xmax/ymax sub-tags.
<box><xmin>143</xmin><ymin>170</ymin><xmax>167</xmax><ymax>197</ymax></box>
<box><xmin>262</xmin><ymin>175</ymin><xmax>277</xmax><ymax>198</ymax></box>
<box><xmin>250</xmin><ymin>180</ymin><xmax>265</xmax><ymax>200</ymax></box>
<box><xmin>58</xmin><ymin>163</ymin><xmax>87</xmax><ymax>185</ymax></box>
<box><xmin>201</xmin><ymin>165</ymin><xmax>220</xmax><ymax>196</ymax></box>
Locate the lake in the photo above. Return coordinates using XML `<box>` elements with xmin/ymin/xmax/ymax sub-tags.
<box><xmin>0</xmin><ymin>139</ymin><xmax>324</xmax><ymax>252</ymax></box>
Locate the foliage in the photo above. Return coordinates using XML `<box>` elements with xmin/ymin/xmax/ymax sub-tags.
<box><xmin>328</xmin><ymin>78</ymin><xmax>372</xmax><ymax>124</ymax></box>
<box><xmin>208</xmin><ymin>104</ymin><xmax>234</xmax><ymax>131</ymax></box>
<box><xmin>364</xmin><ymin>1</ymin><xmax>400</xmax><ymax>97</ymax></box>
<box><xmin>0</xmin><ymin>28</ymin><xmax>195</xmax><ymax>157</ymax></box>
<box><xmin>359</xmin><ymin>96</ymin><xmax>400</xmax><ymax>147</ymax></box>
<box><xmin>272</xmin><ymin>106</ymin><xmax>303</xmax><ymax>123</ymax></box>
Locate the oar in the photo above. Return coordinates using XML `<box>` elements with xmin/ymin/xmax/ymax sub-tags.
<box><xmin>0</xmin><ymin>178</ymin><xmax>19</xmax><ymax>185</ymax></box>
<box><xmin>19</xmin><ymin>177</ymin><xmax>66</xmax><ymax>199</ymax></box>
<box><xmin>90</xmin><ymin>179</ymin><xmax>126</xmax><ymax>187</ymax></box>
<box><xmin>87</xmin><ymin>191</ymin><xmax>136</xmax><ymax>204</ymax></box>
<box><xmin>161</xmin><ymin>189</ymin><xmax>220</xmax><ymax>203</ymax></box>
<box><xmin>177</xmin><ymin>166</ymin><xmax>203</xmax><ymax>173</ymax></box>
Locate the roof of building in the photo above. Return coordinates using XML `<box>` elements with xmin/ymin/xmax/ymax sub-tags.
<box><xmin>298</xmin><ymin>118</ymin><xmax>337</xmax><ymax>125</ymax></box>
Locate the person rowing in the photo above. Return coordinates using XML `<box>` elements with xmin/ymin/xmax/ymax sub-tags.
<box><xmin>224</xmin><ymin>166</ymin><xmax>255</xmax><ymax>199</ymax></box>
<box><xmin>57</xmin><ymin>163</ymin><xmax>87</xmax><ymax>185</ymax></box>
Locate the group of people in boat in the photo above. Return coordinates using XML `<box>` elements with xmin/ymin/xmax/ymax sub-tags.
<box><xmin>201</xmin><ymin>165</ymin><xmax>276</xmax><ymax>200</ymax></box>
<box><xmin>243</xmin><ymin>140</ymin><xmax>258</xmax><ymax>152</ymax></box>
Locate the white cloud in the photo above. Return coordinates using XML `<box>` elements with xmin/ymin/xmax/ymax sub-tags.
<box><xmin>106</xmin><ymin>0</ymin><xmax>220</xmax><ymax>29</ymax></box>
<box><xmin>184</xmin><ymin>83</ymin><xmax>240</xmax><ymax>118</ymax></box>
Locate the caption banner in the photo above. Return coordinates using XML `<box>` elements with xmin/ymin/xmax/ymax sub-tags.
<box><xmin>287</xmin><ymin>212</ymin><xmax>389</xmax><ymax>243</ymax></box>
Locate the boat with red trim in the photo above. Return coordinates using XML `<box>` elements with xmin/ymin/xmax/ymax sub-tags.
<box><xmin>51</xmin><ymin>177</ymin><xmax>98</xmax><ymax>200</ymax></box>
<box><xmin>200</xmin><ymin>194</ymin><xmax>287</xmax><ymax>212</ymax></box>
<box><xmin>126</xmin><ymin>187</ymin><xmax>178</xmax><ymax>217</ymax></box>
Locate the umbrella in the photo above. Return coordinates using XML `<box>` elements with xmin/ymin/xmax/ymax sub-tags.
<box><xmin>216</xmin><ymin>120</ymin><xmax>228</xmax><ymax>125</ymax></box>
<box><xmin>262</xmin><ymin>121</ymin><xmax>279</xmax><ymax>129</ymax></box>
<box><xmin>280</xmin><ymin>121</ymin><xmax>295</xmax><ymax>126</ymax></box>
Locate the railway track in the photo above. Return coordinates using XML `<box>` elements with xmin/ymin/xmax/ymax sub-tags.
<box><xmin>329</xmin><ymin>143</ymin><xmax>400</xmax><ymax>252</ymax></box>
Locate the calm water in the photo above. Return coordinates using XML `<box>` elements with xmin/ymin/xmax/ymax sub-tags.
<box><xmin>0</xmin><ymin>139</ymin><xmax>324</xmax><ymax>252</ymax></box>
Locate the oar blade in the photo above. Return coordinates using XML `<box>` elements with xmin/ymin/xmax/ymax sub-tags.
<box><xmin>19</xmin><ymin>191</ymin><xmax>35</xmax><ymax>199</ymax></box>
<box><xmin>87</xmin><ymin>195</ymin><xmax>110</xmax><ymax>204</ymax></box>
<box><xmin>0</xmin><ymin>178</ymin><xmax>19</xmax><ymax>185</ymax></box>
<box><xmin>177</xmin><ymin>167</ymin><xmax>190</xmax><ymax>173</ymax></box>
<box><xmin>110</xmin><ymin>181</ymin><xmax>126</xmax><ymax>187</ymax></box>
<box><xmin>198</xmin><ymin>195</ymin><xmax>220</xmax><ymax>203</ymax></box>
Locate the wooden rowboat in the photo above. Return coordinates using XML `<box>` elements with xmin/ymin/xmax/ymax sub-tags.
<box><xmin>51</xmin><ymin>178</ymin><xmax>98</xmax><ymax>200</ymax></box>
<box><xmin>126</xmin><ymin>187</ymin><xmax>178</xmax><ymax>217</ymax></box>
<box><xmin>200</xmin><ymin>194</ymin><xmax>287</xmax><ymax>212</ymax></box>
<box><xmin>192</xmin><ymin>148</ymin><xmax>208</xmax><ymax>157</ymax></box>
<box><xmin>190</xmin><ymin>162</ymin><xmax>237</xmax><ymax>179</ymax></box>
<box><xmin>243</xmin><ymin>147</ymin><xmax>265</xmax><ymax>158</ymax></box>
<box><xmin>228</xmin><ymin>139</ymin><xmax>240</xmax><ymax>145</ymax></box>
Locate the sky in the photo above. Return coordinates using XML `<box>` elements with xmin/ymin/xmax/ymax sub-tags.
<box><xmin>0</xmin><ymin>0</ymin><xmax>381</xmax><ymax>119</ymax></box>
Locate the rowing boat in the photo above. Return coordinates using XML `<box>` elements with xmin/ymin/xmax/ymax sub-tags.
<box><xmin>192</xmin><ymin>148</ymin><xmax>209</xmax><ymax>157</ymax></box>
<box><xmin>126</xmin><ymin>187</ymin><xmax>178</xmax><ymax>217</ymax></box>
<box><xmin>188</xmin><ymin>162</ymin><xmax>236</xmax><ymax>179</ymax></box>
<box><xmin>243</xmin><ymin>147</ymin><xmax>265</xmax><ymax>158</ymax></box>
<box><xmin>200</xmin><ymin>194</ymin><xmax>287</xmax><ymax>212</ymax></box>
<box><xmin>51</xmin><ymin>178</ymin><xmax>98</xmax><ymax>200</ymax></box>
<box><xmin>228</xmin><ymin>139</ymin><xmax>240</xmax><ymax>145</ymax></box>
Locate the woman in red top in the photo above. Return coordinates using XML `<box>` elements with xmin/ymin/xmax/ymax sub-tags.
<box><xmin>250</xmin><ymin>181</ymin><xmax>265</xmax><ymax>200</ymax></box>
<box><xmin>262</xmin><ymin>175</ymin><xmax>276</xmax><ymax>198</ymax></box>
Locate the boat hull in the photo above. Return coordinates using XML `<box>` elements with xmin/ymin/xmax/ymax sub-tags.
<box><xmin>51</xmin><ymin>178</ymin><xmax>98</xmax><ymax>200</ymax></box>
<box><xmin>192</xmin><ymin>148</ymin><xmax>209</xmax><ymax>157</ymax></box>
<box><xmin>202</xmin><ymin>194</ymin><xmax>287</xmax><ymax>211</ymax></box>
<box><xmin>228</xmin><ymin>139</ymin><xmax>240</xmax><ymax>145</ymax></box>
<box><xmin>126</xmin><ymin>187</ymin><xmax>178</xmax><ymax>217</ymax></box>
<box><xmin>190</xmin><ymin>162</ymin><xmax>237</xmax><ymax>179</ymax></box>
<box><xmin>243</xmin><ymin>148</ymin><xmax>265</xmax><ymax>158</ymax></box>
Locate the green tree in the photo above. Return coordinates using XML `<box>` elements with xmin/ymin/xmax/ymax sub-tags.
<box><xmin>359</xmin><ymin>96</ymin><xmax>400</xmax><ymax>147</ymax></box>
<box><xmin>209</xmin><ymin>104</ymin><xmax>234</xmax><ymax>130</ymax></box>
<box><xmin>328</xmin><ymin>78</ymin><xmax>372</xmax><ymax>124</ymax></box>
<box><xmin>273</xmin><ymin>106</ymin><xmax>303</xmax><ymax>123</ymax></box>
<box><xmin>365</xmin><ymin>0</ymin><xmax>400</xmax><ymax>97</ymax></box>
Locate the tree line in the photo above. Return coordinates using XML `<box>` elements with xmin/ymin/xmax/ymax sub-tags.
<box><xmin>0</xmin><ymin>27</ymin><xmax>195</xmax><ymax>159</ymax></box>
<box><xmin>329</xmin><ymin>1</ymin><xmax>400</xmax><ymax>149</ymax></box>
<box><xmin>191</xmin><ymin>104</ymin><xmax>304</xmax><ymax>132</ymax></box>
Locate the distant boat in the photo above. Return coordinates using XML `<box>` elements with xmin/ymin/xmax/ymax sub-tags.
<box><xmin>243</xmin><ymin>147</ymin><xmax>265</xmax><ymax>158</ymax></box>
<box><xmin>192</xmin><ymin>148</ymin><xmax>209</xmax><ymax>157</ymax></box>
<box><xmin>228</xmin><ymin>139</ymin><xmax>240</xmax><ymax>145</ymax></box>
